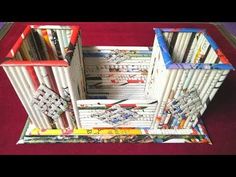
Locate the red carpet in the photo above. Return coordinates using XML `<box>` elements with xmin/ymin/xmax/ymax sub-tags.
<box><xmin>0</xmin><ymin>22</ymin><xmax>236</xmax><ymax>155</ymax></box>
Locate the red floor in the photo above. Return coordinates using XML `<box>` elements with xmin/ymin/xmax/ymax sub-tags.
<box><xmin>0</xmin><ymin>22</ymin><xmax>236</xmax><ymax>155</ymax></box>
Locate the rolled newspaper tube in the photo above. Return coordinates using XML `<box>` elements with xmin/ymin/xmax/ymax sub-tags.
<box><xmin>20</xmin><ymin>38</ymin><xmax>31</xmax><ymax>59</ymax></box>
<box><xmin>66</xmin><ymin>28</ymin><xmax>72</xmax><ymax>45</ymax></box>
<box><xmin>200</xmin><ymin>70</ymin><xmax>224</xmax><ymax>104</ymax></box>
<box><xmin>187</xmin><ymin>69</ymin><xmax>200</xmax><ymax>90</ymax></box>
<box><xmin>34</xmin><ymin>67</ymin><xmax>61</xmax><ymax>128</ymax></box>
<box><xmin>3</xmin><ymin>66</ymin><xmax>42</xmax><ymax>128</ymax></box>
<box><xmin>163</xmin><ymin>112</ymin><xmax>172</xmax><ymax>126</ymax></box>
<box><xmin>183</xmin><ymin>115</ymin><xmax>192</xmax><ymax>129</ymax></box>
<box><xmin>12</xmin><ymin>49</ymin><xmax>51</xmax><ymax>128</ymax></box>
<box><xmin>28</xmin><ymin>33</ymin><xmax>41</xmax><ymax>59</ymax></box>
<box><xmin>71</xmin><ymin>43</ymin><xmax>86</xmax><ymax>99</ymax></box>
<box><xmin>29</xmin><ymin>30</ymin><xmax>43</xmax><ymax>60</ymax></box>
<box><xmin>56</xmin><ymin>67</ymin><xmax>74</xmax><ymax>129</ymax></box>
<box><xmin>168</xmin><ymin>32</ymin><xmax>178</xmax><ymax>59</ymax></box>
<box><xmin>176</xmin><ymin>97</ymin><xmax>202</xmax><ymax>128</ymax></box>
<box><xmin>208</xmin><ymin>47</ymin><xmax>218</xmax><ymax>63</ymax></box>
<box><xmin>30</xmin><ymin>29</ymin><xmax>43</xmax><ymax>60</ymax></box>
<box><xmin>23</xmin><ymin>33</ymin><xmax>36</xmax><ymax>59</ymax></box>
<box><xmin>77</xmin><ymin>43</ymin><xmax>87</xmax><ymax>99</ymax></box>
<box><xmin>191</xmin><ymin>34</ymin><xmax>206</xmax><ymax>63</ymax></box>
<box><xmin>49</xmin><ymin>29</ymin><xmax>73</xmax><ymax>129</ymax></box>
<box><xmin>21</xmin><ymin>66</ymin><xmax>58</xmax><ymax>129</ymax></box>
<box><xmin>159</xmin><ymin>33</ymin><xmax>186</xmax><ymax>124</ymax></box>
<box><xmin>174</xmin><ymin>70</ymin><xmax>190</xmax><ymax>99</ymax></box>
<box><xmin>61</xmin><ymin>28</ymin><xmax>69</xmax><ymax>47</ymax></box>
<box><xmin>182</xmin><ymin>70</ymin><xmax>195</xmax><ymax>91</ymax></box>
<box><xmin>170</xmin><ymin>116</ymin><xmax>178</xmax><ymax>129</ymax></box>
<box><xmin>145</xmin><ymin>36</ymin><xmax>159</xmax><ymax>95</ymax></box>
<box><xmin>157</xmin><ymin>70</ymin><xmax>177</xmax><ymax>127</ymax></box>
<box><xmin>204</xmin><ymin>48</ymin><xmax>215</xmax><ymax>63</ymax></box>
<box><xmin>36</xmin><ymin>29</ymin><xmax>50</xmax><ymax>59</ymax></box>
<box><xmin>159</xmin><ymin>33</ymin><xmax>189</xmax><ymax>127</ymax></box>
<box><xmin>56</xmin><ymin>30</ymin><xmax>66</xmax><ymax>58</ymax></box>
<box><xmin>197</xmin><ymin>69</ymin><xmax>211</xmax><ymax>92</ymax></box>
<box><xmin>163</xmin><ymin>32</ymin><xmax>171</xmax><ymax>52</ymax></box>
<box><xmin>190</xmin><ymin>33</ymin><xmax>205</xmax><ymax>63</ymax></box>
<box><xmin>174</xmin><ymin>114</ymin><xmax>185</xmax><ymax>129</ymax></box>
<box><xmin>182</xmin><ymin>32</ymin><xmax>194</xmax><ymax>62</ymax></box>
<box><xmin>49</xmin><ymin>70</ymin><xmax>70</xmax><ymax>128</ymax></box>
<box><xmin>163</xmin><ymin>32</ymin><xmax>169</xmax><ymax>41</ymax></box>
<box><xmin>183</xmin><ymin>100</ymin><xmax>202</xmax><ymax>128</ymax></box>
<box><xmin>151</xmin><ymin>39</ymin><xmax>170</xmax><ymax>99</ymax></box>
<box><xmin>15</xmin><ymin>51</ymin><xmax>23</xmax><ymax>60</ymax></box>
<box><xmin>41</xmin><ymin>29</ymin><xmax>55</xmax><ymax>59</ymax></box>
<box><xmin>202</xmin><ymin>77</ymin><xmax>220</xmax><ymax>104</ymax></box>
<box><xmin>179</xmin><ymin>114</ymin><xmax>187</xmax><ymax>129</ymax></box>
<box><xmin>199</xmin><ymin>70</ymin><xmax>218</xmax><ymax>100</ymax></box>
<box><xmin>193</xmin><ymin>69</ymin><xmax>206</xmax><ymax>91</ymax></box>
<box><xmin>35</xmin><ymin>66</ymin><xmax>64</xmax><ymax>129</ymax></box>
<box><xmin>186</xmin><ymin>105</ymin><xmax>203</xmax><ymax>128</ymax></box>
<box><xmin>191</xmin><ymin>116</ymin><xmax>200</xmax><ymax>128</ymax></box>
<box><xmin>151</xmin><ymin>69</ymin><xmax>171</xmax><ymax>128</ymax></box>
<box><xmin>17</xmin><ymin>66</ymin><xmax>52</xmax><ymax>129</ymax></box>
<box><xmin>197</xmin><ymin>51</ymin><xmax>218</xmax><ymax>96</ymax></box>
<box><xmin>50</xmin><ymin>29</ymin><xmax>64</xmax><ymax>60</ymax></box>
<box><xmin>178</xmin><ymin>33</ymin><xmax>192</xmax><ymax>62</ymax></box>
<box><xmin>178</xmin><ymin>98</ymin><xmax>201</xmax><ymax>128</ymax></box>
<box><xmin>185</xmin><ymin>32</ymin><xmax>199</xmax><ymax>63</ymax></box>
<box><xmin>157</xmin><ymin>113</ymin><xmax>167</xmax><ymax>128</ymax></box>
<box><xmin>41</xmin><ymin>66</ymin><xmax>62</xmax><ymax>95</ymax></box>
<box><xmin>47</xmin><ymin>29</ymin><xmax>58</xmax><ymax>58</ymax></box>
<box><xmin>175</xmin><ymin>33</ymin><xmax>187</xmax><ymax>62</ymax></box>
<box><xmin>64</xmin><ymin>66</ymin><xmax>82</xmax><ymax>128</ymax></box>
<box><xmin>196</xmin><ymin>37</ymin><xmax>210</xmax><ymax>63</ymax></box>
<box><xmin>167</xmin><ymin>32</ymin><xmax>173</xmax><ymax>46</ymax></box>
<box><xmin>167</xmin><ymin>70</ymin><xmax>183</xmax><ymax>101</ymax></box>
<box><xmin>183</xmin><ymin>106</ymin><xmax>201</xmax><ymax>129</ymax></box>
<box><xmin>56</xmin><ymin>30</ymin><xmax>83</xmax><ymax>113</ymax></box>
<box><xmin>172</xmin><ymin>33</ymin><xmax>183</xmax><ymax>61</ymax></box>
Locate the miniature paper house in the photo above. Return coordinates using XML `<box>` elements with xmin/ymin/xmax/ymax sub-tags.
<box><xmin>1</xmin><ymin>26</ymin><xmax>234</xmax><ymax>133</ymax></box>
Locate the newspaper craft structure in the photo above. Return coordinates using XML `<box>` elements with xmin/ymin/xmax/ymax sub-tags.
<box><xmin>1</xmin><ymin>25</ymin><xmax>86</xmax><ymax>130</ymax></box>
<box><xmin>1</xmin><ymin>25</ymin><xmax>234</xmax><ymax>144</ymax></box>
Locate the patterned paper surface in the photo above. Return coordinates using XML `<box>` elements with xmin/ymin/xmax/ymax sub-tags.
<box><xmin>18</xmin><ymin>119</ymin><xmax>212</xmax><ymax>144</ymax></box>
<box><xmin>31</xmin><ymin>84</ymin><xmax>68</xmax><ymax>120</ymax></box>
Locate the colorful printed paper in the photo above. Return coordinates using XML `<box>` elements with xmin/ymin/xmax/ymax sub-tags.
<box><xmin>18</xmin><ymin>119</ymin><xmax>212</xmax><ymax>144</ymax></box>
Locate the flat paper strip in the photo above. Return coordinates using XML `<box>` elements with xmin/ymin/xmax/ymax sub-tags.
<box><xmin>159</xmin><ymin>28</ymin><xmax>206</xmax><ymax>33</ymax></box>
<box><xmin>29</xmin><ymin>128</ymin><xmax>196</xmax><ymax>136</ymax></box>
<box><xmin>1</xmin><ymin>60</ymin><xmax>69</xmax><ymax>67</ymax></box>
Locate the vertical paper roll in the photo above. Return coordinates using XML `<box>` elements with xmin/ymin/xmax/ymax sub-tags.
<box><xmin>21</xmin><ymin>66</ymin><xmax>58</xmax><ymax>129</ymax></box>
<box><xmin>3</xmin><ymin>66</ymin><xmax>42</xmax><ymax>129</ymax></box>
<box><xmin>64</xmin><ymin>66</ymin><xmax>81</xmax><ymax>128</ymax></box>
